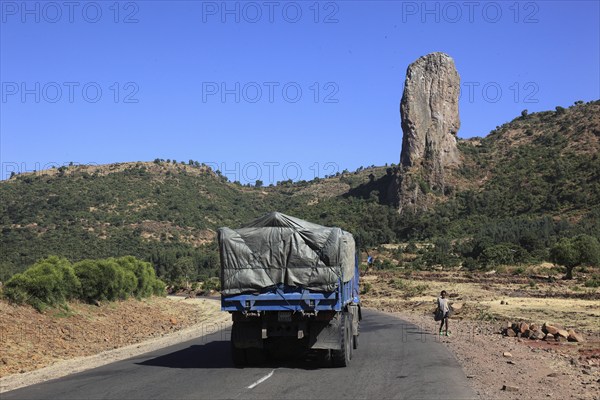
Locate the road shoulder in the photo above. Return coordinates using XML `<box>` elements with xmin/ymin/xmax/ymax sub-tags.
<box><xmin>383</xmin><ymin>308</ymin><xmax>599</xmax><ymax>400</ymax></box>
<box><xmin>0</xmin><ymin>297</ymin><xmax>231</xmax><ymax>393</ymax></box>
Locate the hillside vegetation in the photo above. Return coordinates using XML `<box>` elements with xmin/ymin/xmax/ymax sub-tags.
<box><xmin>1</xmin><ymin>101</ymin><xmax>599</xmax><ymax>284</ymax></box>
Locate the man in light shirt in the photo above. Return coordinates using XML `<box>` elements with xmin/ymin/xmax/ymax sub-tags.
<box><xmin>437</xmin><ymin>290</ymin><xmax>450</xmax><ymax>336</ymax></box>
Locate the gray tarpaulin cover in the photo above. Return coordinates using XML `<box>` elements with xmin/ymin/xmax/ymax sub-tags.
<box><xmin>219</xmin><ymin>212</ymin><xmax>356</xmax><ymax>295</ymax></box>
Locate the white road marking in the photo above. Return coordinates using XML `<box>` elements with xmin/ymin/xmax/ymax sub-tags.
<box><xmin>247</xmin><ymin>369</ymin><xmax>276</xmax><ymax>389</ymax></box>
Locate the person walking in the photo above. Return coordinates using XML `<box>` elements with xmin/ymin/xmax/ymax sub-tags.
<box><xmin>437</xmin><ymin>290</ymin><xmax>450</xmax><ymax>336</ymax></box>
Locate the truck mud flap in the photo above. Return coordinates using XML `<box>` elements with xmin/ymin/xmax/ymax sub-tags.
<box><xmin>308</xmin><ymin>314</ymin><xmax>342</xmax><ymax>350</ymax></box>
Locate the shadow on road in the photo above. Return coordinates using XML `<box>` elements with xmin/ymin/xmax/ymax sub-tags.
<box><xmin>137</xmin><ymin>341</ymin><xmax>336</xmax><ymax>370</ymax></box>
<box><xmin>137</xmin><ymin>341</ymin><xmax>233</xmax><ymax>369</ymax></box>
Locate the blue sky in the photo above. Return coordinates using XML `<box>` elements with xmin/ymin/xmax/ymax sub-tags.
<box><xmin>1</xmin><ymin>1</ymin><xmax>599</xmax><ymax>184</ymax></box>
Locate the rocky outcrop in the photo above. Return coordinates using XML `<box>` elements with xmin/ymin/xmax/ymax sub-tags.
<box><xmin>390</xmin><ymin>52</ymin><xmax>461</xmax><ymax>211</ymax></box>
<box><xmin>400</xmin><ymin>52</ymin><xmax>461</xmax><ymax>169</ymax></box>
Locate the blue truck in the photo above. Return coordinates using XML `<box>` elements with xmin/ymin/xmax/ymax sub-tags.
<box><xmin>218</xmin><ymin>212</ymin><xmax>361</xmax><ymax>367</ymax></box>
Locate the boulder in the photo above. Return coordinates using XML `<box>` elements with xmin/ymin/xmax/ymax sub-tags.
<box><xmin>503</xmin><ymin>352</ymin><xmax>513</xmax><ymax>358</ymax></box>
<box><xmin>568</xmin><ymin>329</ymin><xmax>585</xmax><ymax>343</ymax></box>
<box><xmin>530</xmin><ymin>323</ymin><xmax>538</xmax><ymax>331</ymax></box>
<box><xmin>450</xmin><ymin>302</ymin><xmax>463</xmax><ymax>314</ymax></box>
<box><xmin>529</xmin><ymin>330</ymin><xmax>544</xmax><ymax>340</ymax></box>
<box><xmin>505</xmin><ymin>328</ymin><xmax>517</xmax><ymax>337</ymax></box>
<box><xmin>519</xmin><ymin>322</ymin><xmax>529</xmax><ymax>334</ymax></box>
<box><xmin>556</xmin><ymin>329</ymin><xmax>569</xmax><ymax>339</ymax></box>
<box><xmin>542</xmin><ymin>323</ymin><xmax>559</xmax><ymax>335</ymax></box>
<box><xmin>544</xmin><ymin>333</ymin><xmax>555</xmax><ymax>341</ymax></box>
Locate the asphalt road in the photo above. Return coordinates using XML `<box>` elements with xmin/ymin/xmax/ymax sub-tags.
<box><xmin>3</xmin><ymin>310</ymin><xmax>477</xmax><ymax>400</ymax></box>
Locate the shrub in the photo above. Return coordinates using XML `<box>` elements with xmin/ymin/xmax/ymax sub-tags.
<box><xmin>360</xmin><ymin>282</ymin><xmax>372</xmax><ymax>294</ymax></box>
<box><xmin>528</xmin><ymin>280</ymin><xmax>537</xmax><ymax>288</ymax></box>
<box><xmin>74</xmin><ymin>259</ymin><xmax>137</xmax><ymax>302</ymax></box>
<box><xmin>584</xmin><ymin>275</ymin><xmax>600</xmax><ymax>288</ymax></box>
<box><xmin>417</xmin><ymin>177</ymin><xmax>431</xmax><ymax>194</ymax></box>
<box><xmin>152</xmin><ymin>279</ymin><xmax>167</xmax><ymax>296</ymax></box>
<box><xmin>405</xmin><ymin>242</ymin><xmax>418</xmax><ymax>254</ymax></box>
<box><xmin>114</xmin><ymin>256</ymin><xmax>159</xmax><ymax>298</ymax></box>
<box><xmin>512</xmin><ymin>266</ymin><xmax>526</xmax><ymax>275</ymax></box>
<box><xmin>3</xmin><ymin>256</ymin><xmax>80</xmax><ymax>311</ymax></box>
<box><xmin>3</xmin><ymin>255</ymin><xmax>165</xmax><ymax>311</ymax></box>
<box><xmin>202</xmin><ymin>277</ymin><xmax>220</xmax><ymax>292</ymax></box>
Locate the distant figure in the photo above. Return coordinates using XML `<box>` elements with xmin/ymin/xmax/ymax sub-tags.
<box><xmin>437</xmin><ymin>290</ymin><xmax>450</xmax><ymax>336</ymax></box>
<box><xmin>364</xmin><ymin>255</ymin><xmax>374</xmax><ymax>275</ymax></box>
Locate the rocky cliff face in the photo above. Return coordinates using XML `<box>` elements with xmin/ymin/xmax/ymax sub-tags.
<box><xmin>391</xmin><ymin>52</ymin><xmax>462</xmax><ymax>211</ymax></box>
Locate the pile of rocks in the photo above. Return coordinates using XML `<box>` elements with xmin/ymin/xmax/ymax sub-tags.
<box><xmin>501</xmin><ymin>321</ymin><xmax>585</xmax><ymax>343</ymax></box>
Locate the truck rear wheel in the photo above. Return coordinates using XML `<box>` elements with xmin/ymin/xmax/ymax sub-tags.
<box><xmin>231</xmin><ymin>343</ymin><xmax>246</xmax><ymax>367</ymax></box>
<box><xmin>331</xmin><ymin>312</ymin><xmax>352</xmax><ymax>367</ymax></box>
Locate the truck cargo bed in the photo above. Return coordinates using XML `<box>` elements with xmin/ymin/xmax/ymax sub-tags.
<box><xmin>221</xmin><ymin>278</ymin><xmax>358</xmax><ymax>312</ymax></box>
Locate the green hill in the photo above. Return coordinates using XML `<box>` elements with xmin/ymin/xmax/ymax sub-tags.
<box><xmin>2</xmin><ymin>101</ymin><xmax>599</xmax><ymax>282</ymax></box>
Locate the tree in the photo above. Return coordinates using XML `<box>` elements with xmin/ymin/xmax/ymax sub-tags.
<box><xmin>255</xmin><ymin>179</ymin><xmax>263</xmax><ymax>188</ymax></box>
<box><xmin>482</xmin><ymin>243</ymin><xmax>515</xmax><ymax>267</ymax></box>
<box><xmin>550</xmin><ymin>235</ymin><xmax>600</xmax><ymax>279</ymax></box>
<box><xmin>170</xmin><ymin>256</ymin><xmax>195</xmax><ymax>285</ymax></box>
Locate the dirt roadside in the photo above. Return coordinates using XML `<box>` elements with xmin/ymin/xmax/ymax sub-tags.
<box><xmin>0</xmin><ymin>296</ymin><xmax>231</xmax><ymax>393</ymax></box>
<box><xmin>361</xmin><ymin>268</ymin><xmax>600</xmax><ymax>400</ymax></box>
<box><xmin>383</xmin><ymin>309</ymin><xmax>600</xmax><ymax>400</ymax></box>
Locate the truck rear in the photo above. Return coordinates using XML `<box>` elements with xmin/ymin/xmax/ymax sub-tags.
<box><xmin>219</xmin><ymin>212</ymin><xmax>361</xmax><ymax>367</ymax></box>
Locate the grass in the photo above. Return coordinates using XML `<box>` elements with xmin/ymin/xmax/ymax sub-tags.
<box><xmin>50</xmin><ymin>304</ymin><xmax>76</xmax><ymax>318</ymax></box>
<box><xmin>388</xmin><ymin>278</ymin><xmax>429</xmax><ymax>298</ymax></box>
